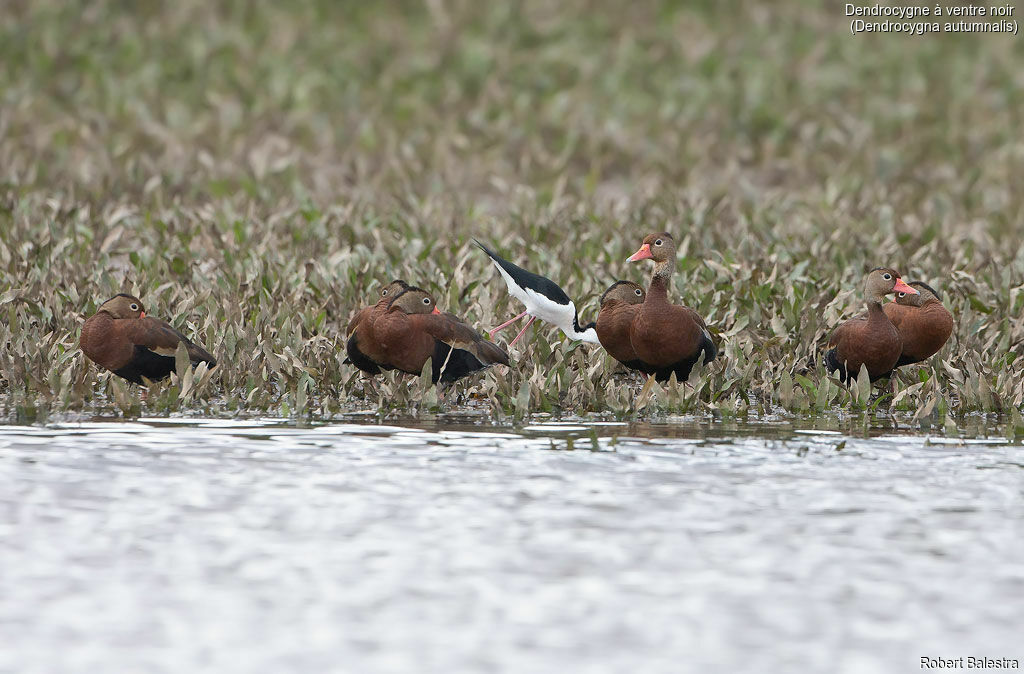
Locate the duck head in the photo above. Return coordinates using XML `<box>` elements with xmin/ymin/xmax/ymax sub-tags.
<box><xmin>600</xmin><ymin>280</ymin><xmax>646</xmax><ymax>307</ymax></box>
<box><xmin>97</xmin><ymin>294</ymin><xmax>146</xmax><ymax>319</ymax></box>
<box><xmin>390</xmin><ymin>287</ymin><xmax>442</xmax><ymax>315</ymax></box>
<box><xmin>894</xmin><ymin>281</ymin><xmax>940</xmax><ymax>307</ymax></box>
<box><xmin>865</xmin><ymin>267</ymin><xmax>917</xmax><ymax>304</ymax></box>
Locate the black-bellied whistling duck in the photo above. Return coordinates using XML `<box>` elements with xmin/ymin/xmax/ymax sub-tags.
<box><xmin>474</xmin><ymin>239</ymin><xmax>599</xmax><ymax>347</ymax></box>
<box><xmin>883</xmin><ymin>281</ymin><xmax>953</xmax><ymax>368</ymax></box>
<box><xmin>595</xmin><ymin>280</ymin><xmax>650</xmax><ymax>373</ymax></box>
<box><xmin>626</xmin><ymin>233</ymin><xmax>717</xmax><ymax>382</ymax></box>
<box><xmin>345</xmin><ymin>279</ymin><xmax>410</xmax><ymax>375</ymax></box>
<box><xmin>352</xmin><ymin>286</ymin><xmax>509</xmax><ymax>384</ymax></box>
<box><xmin>80</xmin><ymin>294</ymin><xmax>216</xmax><ymax>384</ymax></box>
<box><xmin>824</xmin><ymin>268</ymin><xmax>918</xmax><ymax>383</ymax></box>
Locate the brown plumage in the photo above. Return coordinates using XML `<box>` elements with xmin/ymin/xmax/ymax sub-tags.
<box><xmin>595</xmin><ymin>280</ymin><xmax>648</xmax><ymax>371</ymax></box>
<box><xmin>345</xmin><ymin>280</ymin><xmax>410</xmax><ymax>375</ymax></box>
<box><xmin>883</xmin><ymin>281</ymin><xmax>953</xmax><ymax>367</ymax></box>
<box><xmin>824</xmin><ymin>268</ymin><xmax>918</xmax><ymax>383</ymax></box>
<box><xmin>79</xmin><ymin>294</ymin><xmax>216</xmax><ymax>384</ymax></box>
<box><xmin>626</xmin><ymin>233</ymin><xmax>717</xmax><ymax>382</ymax></box>
<box><xmin>349</xmin><ymin>287</ymin><xmax>509</xmax><ymax>384</ymax></box>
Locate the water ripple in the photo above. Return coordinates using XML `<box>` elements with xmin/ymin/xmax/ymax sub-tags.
<box><xmin>0</xmin><ymin>419</ymin><xmax>1021</xmax><ymax>674</ymax></box>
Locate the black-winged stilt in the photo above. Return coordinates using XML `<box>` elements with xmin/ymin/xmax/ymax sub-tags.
<box><xmin>474</xmin><ymin>239</ymin><xmax>599</xmax><ymax>347</ymax></box>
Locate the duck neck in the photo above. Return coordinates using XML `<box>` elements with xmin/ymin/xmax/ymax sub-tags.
<box><xmin>866</xmin><ymin>299</ymin><xmax>885</xmax><ymax>319</ymax></box>
<box><xmin>92</xmin><ymin>310</ymin><xmax>115</xmax><ymax>326</ymax></box>
<box><xmin>647</xmin><ymin>270</ymin><xmax>671</xmax><ymax>303</ymax></box>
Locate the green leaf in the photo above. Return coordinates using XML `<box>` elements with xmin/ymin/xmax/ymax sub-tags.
<box><xmin>856</xmin><ymin>364</ymin><xmax>871</xmax><ymax>405</ymax></box>
<box><xmin>514</xmin><ymin>379</ymin><xmax>531</xmax><ymax>417</ymax></box>
<box><xmin>174</xmin><ymin>341</ymin><xmax>191</xmax><ymax>379</ymax></box>
<box><xmin>795</xmin><ymin>374</ymin><xmax>816</xmax><ymax>396</ymax></box>
<box><xmin>778</xmin><ymin>370</ymin><xmax>793</xmax><ymax>409</ymax></box>
<box><xmin>419</xmin><ymin>357</ymin><xmax>434</xmax><ymax>391</ymax></box>
<box><xmin>968</xmin><ymin>295</ymin><xmax>992</xmax><ymax>314</ymax></box>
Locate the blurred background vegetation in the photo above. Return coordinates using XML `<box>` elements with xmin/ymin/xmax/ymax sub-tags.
<box><xmin>1</xmin><ymin>0</ymin><xmax>1022</xmax><ymax>427</ymax></box>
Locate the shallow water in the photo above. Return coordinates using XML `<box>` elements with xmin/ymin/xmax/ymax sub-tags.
<box><xmin>0</xmin><ymin>417</ymin><xmax>1021</xmax><ymax>674</ymax></box>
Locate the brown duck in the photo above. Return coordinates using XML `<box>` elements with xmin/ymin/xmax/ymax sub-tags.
<box><xmin>883</xmin><ymin>281</ymin><xmax>953</xmax><ymax>368</ymax></box>
<box><xmin>345</xmin><ymin>279</ymin><xmax>410</xmax><ymax>375</ymax></box>
<box><xmin>595</xmin><ymin>280</ymin><xmax>650</xmax><ymax>373</ymax></box>
<box><xmin>626</xmin><ymin>233</ymin><xmax>717</xmax><ymax>382</ymax></box>
<box><xmin>824</xmin><ymin>268</ymin><xmax>918</xmax><ymax>383</ymax></box>
<box><xmin>351</xmin><ymin>286</ymin><xmax>509</xmax><ymax>384</ymax></box>
<box><xmin>80</xmin><ymin>294</ymin><xmax>216</xmax><ymax>384</ymax></box>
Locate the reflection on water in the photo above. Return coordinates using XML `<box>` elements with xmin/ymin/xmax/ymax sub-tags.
<box><xmin>0</xmin><ymin>417</ymin><xmax>1021</xmax><ymax>674</ymax></box>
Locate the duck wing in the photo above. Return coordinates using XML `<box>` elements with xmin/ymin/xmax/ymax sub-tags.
<box><xmin>408</xmin><ymin>313</ymin><xmax>510</xmax><ymax>367</ymax></box>
<box><xmin>121</xmin><ymin>316</ymin><xmax>217</xmax><ymax>367</ymax></box>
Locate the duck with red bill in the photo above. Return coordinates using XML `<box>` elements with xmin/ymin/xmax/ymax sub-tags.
<box><xmin>883</xmin><ymin>280</ymin><xmax>953</xmax><ymax>370</ymax></box>
<box><xmin>824</xmin><ymin>267</ymin><xmax>919</xmax><ymax>383</ymax></box>
<box><xmin>345</xmin><ymin>285</ymin><xmax>509</xmax><ymax>385</ymax></box>
<box><xmin>80</xmin><ymin>293</ymin><xmax>217</xmax><ymax>385</ymax></box>
<box><xmin>624</xmin><ymin>233</ymin><xmax>718</xmax><ymax>382</ymax></box>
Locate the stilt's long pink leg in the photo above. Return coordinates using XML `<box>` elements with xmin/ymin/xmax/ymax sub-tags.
<box><xmin>489</xmin><ymin>310</ymin><xmax>528</xmax><ymax>336</ymax></box>
<box><xmin>508</xmin><ymin>316</ymin><xmax>536</xmax><ymax>347</ymax></box>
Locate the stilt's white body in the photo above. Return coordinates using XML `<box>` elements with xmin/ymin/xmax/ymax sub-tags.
<box><xmin>487</xmin><ymin>257</ymin><xmax>600</xmax><ymax>344</ymax></box>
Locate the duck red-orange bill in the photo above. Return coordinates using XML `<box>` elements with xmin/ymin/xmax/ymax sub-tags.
<box><xmin>893</xmin><ymin>279</ymin><xmax>918</xmax><ymax>294</ymax></box>
<box><xmin>627</xmin><ymin>244</ymin><xmax>652</xmax><ymax>262</ymax></box>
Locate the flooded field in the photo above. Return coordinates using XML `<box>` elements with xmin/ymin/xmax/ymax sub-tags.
<box><xmin>0</xmin><ymin>416</ymin><xmax>1022</xmax><ymax>674</ymax></box>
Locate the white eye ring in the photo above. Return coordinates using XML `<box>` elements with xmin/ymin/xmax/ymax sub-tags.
<box><xmin>130</xmin><ymin>303</ymin><xmax>139</xmax><ymax>311</ymax></box>
<box><xmin>883</xmin><ymin>273</ymin><xmax>892</xmax><ymax>281</ymax></box>
<box><xmin>382</xmin><ymin>289</ymin><xmax>389</xmax><ymax>296</ymax></box>
<box><xmin>634</xmin><ymin>288</ymin><xmax>642</xmax><ymax>296</ymax></box>
<box><xmin>422</xmin><ymin>297</ymin><xmax>430</xmax><ymax>305</ymax></box>
<box><xmin>654</xmin><ymin>239</ymin><xmax>663</xmax><ymax>246</ymax></box>
<box><xmin>897</xmin><ymin>292</ymin><xmax>905</xmax><ymax>298</ymax></box>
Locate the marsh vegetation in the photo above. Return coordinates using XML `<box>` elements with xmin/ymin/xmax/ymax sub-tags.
<box><xmin>1</xmin><ymin>1</ymin><xmax>1022</xmax><ymax>432</ymax></box>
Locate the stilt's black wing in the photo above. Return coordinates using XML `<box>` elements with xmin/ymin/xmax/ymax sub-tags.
<box><xmin>473</xmin><ymin>239</ymin><xmax>572</xmax><ymax>305</ymax></box>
